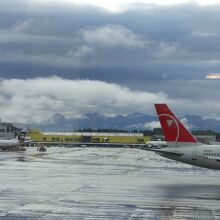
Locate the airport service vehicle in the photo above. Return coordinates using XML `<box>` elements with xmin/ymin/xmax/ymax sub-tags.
<box><xmin>0</xmin><ymin>129</ymin><xmax>28</xmax><ymax>149</ymax></box>
<box><xmin>145</xmin><ymin>141</ymin><xmax>167</xmax><ymax>149</ymax></box>
<box><xmin>153</xmin><ymin>104</ymin><xmax>220</xmax><ymax>170</ymax></box>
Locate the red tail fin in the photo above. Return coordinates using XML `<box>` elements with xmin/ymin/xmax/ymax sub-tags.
<box><xmin>155</xmin><ymin>104</ymin><xmax>197</xmax><ymax>143</ymax></box>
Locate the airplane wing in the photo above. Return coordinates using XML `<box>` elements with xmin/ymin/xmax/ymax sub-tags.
<box><xmin>147</xmin><ymin>148</ymin><xmax>184</xmax><ymax>157</ymax></box>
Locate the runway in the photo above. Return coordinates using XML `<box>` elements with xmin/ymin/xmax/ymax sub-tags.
<box><xmin>0</xmin><ymin>147</ymin><xmax>220</xmax><ymax>219</ymax></box>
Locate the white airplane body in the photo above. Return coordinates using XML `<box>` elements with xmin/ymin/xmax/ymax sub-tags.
<box><xmin>153</xmin><ymin>104</ymin><xmax>220</xmax><ymax>170</ymax></box>
<box><xmin>0</xmin><ymin>139</ymin><xmax>22</xmax><ymax>147</ymax></box>
<box><xmin>0</xmin><ymin>130</ymin><xmax>27</xmax><ymax>149</ymax></box>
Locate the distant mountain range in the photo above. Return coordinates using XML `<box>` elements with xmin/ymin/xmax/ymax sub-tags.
<box><xmin>30</xmin><ymin>112</ymin><xmax>220</xmax><ymax>132</ymax></box>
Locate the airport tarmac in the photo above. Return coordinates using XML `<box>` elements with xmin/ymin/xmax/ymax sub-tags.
<box><xmin>0</xmin><ymin>147</ymin><xmax>220</xmax><ymax>219</ymax></box>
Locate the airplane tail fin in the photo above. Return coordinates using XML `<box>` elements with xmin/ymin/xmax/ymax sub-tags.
<box><xmin>154</xmin><ymin>104</ymin><xmax>199</xmax><ymax>146</ymax></box>
<box><xmin>17</xmin><ymin>129</ymin><xmax>27</xmax><ymax>142</ymax></box>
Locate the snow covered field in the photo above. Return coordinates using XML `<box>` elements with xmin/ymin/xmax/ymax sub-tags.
<box><xmin>0</xmin><ymin>147</ymin><xmax>220</xmax><ymax>219</ymax></box>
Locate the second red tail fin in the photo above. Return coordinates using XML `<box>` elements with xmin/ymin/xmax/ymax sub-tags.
<box><xmin>155</xmin><ymin>104</ymin><xmax>198</xmax><ymax>143</ymax></box>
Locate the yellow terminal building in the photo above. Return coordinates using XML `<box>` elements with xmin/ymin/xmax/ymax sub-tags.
<box><xmin>29</xmin><ymin>129</ymin><xmax>150</xmax><ymax>144</ymax></box>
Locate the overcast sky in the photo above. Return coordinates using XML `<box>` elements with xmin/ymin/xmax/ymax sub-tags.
<box><xmin>0</xmin><ymin>0</ymin><xmax>220</xmax><ymax>124</ymax></box>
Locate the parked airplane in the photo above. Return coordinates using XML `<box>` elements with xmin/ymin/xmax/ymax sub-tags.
<box><xmin>0</xmin><ymin>129</ymin><xmax>28</xmax><ymax>150</ymax></box>
<box><xmin>152</xmin><ymin>104</ymin><xmax>220</xmax><ymax>170</ymax></box>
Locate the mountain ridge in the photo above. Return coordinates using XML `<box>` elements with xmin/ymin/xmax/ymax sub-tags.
<box><xmin>29</xmin><ymin>112</ymin><xmax>220</xmax><ymax>132</ymax></box>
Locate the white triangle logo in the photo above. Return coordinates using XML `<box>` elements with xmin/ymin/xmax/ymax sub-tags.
<box><xmin>167</xmin><ymin>119</ymin><xmax>173</xmax><ymax>127</ymax></box>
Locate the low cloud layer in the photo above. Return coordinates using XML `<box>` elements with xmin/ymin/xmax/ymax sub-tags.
<box><xmin>0</xmin><ymin>77</ymin><xmax>168</xmax><ymax>124</ymax></box>
<box><xmin>0</xmin><ymin>76</ymin><xmax>220</xmax><ymax>125</ymax></box>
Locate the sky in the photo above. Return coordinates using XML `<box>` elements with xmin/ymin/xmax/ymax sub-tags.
<box><xmin>0</xmin><ymin>0</ymin><xmax>220</xmax><ymax>125</ymax></box>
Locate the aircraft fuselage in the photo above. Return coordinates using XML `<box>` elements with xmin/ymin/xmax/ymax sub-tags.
<box><xmin>0</xmin><ymin>139</ymin><xmax>19</xmax><ymax>148</ymax></box>
<box><xmin>157</xmin><ymin>145</ymin><xmax>220</xmax><ymax>170</ymax></box>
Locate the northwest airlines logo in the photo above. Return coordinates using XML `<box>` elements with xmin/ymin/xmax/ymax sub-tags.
<box><xmin>158</xmin><ymin>113</ymin><xmax>180</xmax><ymax>142</ymax></box>
<box><xmin>166</xmin><ymin>119</ymin><xmax>173</xmax><ymax>127</ymax></box>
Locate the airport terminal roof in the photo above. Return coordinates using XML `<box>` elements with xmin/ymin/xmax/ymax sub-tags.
<box><xmin>42</xmin><ymin>132</ymin><xmax>144</xmax><ymax>137</ymax></box>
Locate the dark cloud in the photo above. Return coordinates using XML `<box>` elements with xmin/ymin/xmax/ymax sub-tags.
<box><xmin>0</xmin><ymin>1</ymin><xmax>220</xmax><ymax>80</ymax></box>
